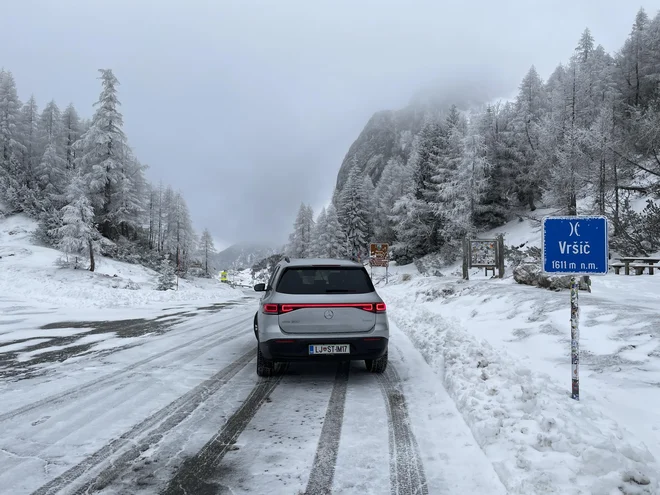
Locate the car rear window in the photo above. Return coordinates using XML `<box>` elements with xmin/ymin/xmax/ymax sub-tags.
<box><xmin>276</xmin><ymin>267</ymin><xmax>375</xmax><ymax>294</ymax></box>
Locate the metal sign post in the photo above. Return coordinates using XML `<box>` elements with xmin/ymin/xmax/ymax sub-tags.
<box><xmin>542</xmin><ymin>216</ymin><xmax>609</xmax><ymax>401</ymax></box>
<box><xmin>369</xmin><ymin>242</ymin><xmax>390</xmax><ymax>283</ymax></box>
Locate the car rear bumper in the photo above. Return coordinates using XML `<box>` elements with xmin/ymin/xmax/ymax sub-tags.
<box><xmin>259</xmin><ymin>336</ymin><xmax>388</xmax><ymax>361</ymax></box>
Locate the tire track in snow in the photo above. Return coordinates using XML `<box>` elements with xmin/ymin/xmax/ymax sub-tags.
<box><xmin>0</xmin><ymin>313</ymin><xmax>251</xmax><ymax>423</ymax></box>
<box><xmin>379</xmin><ymin>365</ymin><xmax>429</xmax><ymax>495</ymax></box>
<box><xmin>303</xmin><ymin>361</ymin><xmax>350</xmax><ymax>495</ymax></box>
<box><xmin>31</xmin><ymin>346</ymin><xmax>256</xmax><ymax>495</ymax></box>
<box><xmin>161</xmin><ymin>366</ymin><xmax>288</xmax><ymax>495</ymax></box>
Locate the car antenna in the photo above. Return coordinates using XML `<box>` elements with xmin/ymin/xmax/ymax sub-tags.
<box><xmin>284</xmin><ymin>256</ymin><xmax>290</xmax><ymax>263</ymax></box>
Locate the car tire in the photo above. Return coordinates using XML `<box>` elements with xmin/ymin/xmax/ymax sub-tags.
<box><xmin>365</xmin><ymin>350</ymin><xmax>388</xmax><ymax>373</ymax></box>
<box><xmin>256</xmin><ymin>346</ymin><xmax>275</xmax><ymax>377</ymax></box>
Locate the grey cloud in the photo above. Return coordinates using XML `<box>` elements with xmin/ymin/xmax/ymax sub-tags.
<box><xmin>3</xmin><ymin>0</ymin><xmax>658</xmax><ymax>247</ymax></box>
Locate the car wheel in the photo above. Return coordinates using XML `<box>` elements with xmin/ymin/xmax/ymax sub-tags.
<box><xmin>256</xmin><ymin>346</ymin><xmax>275</xmax><ymax>377</ymax></box>
<box><xmin>365</xmin><ymin>350</ymin><xmax>388</xmax><ymax>373</ymax></box>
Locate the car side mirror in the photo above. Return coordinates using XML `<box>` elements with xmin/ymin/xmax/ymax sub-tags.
<box><xmin>253</xmin><ymin>283</ymin><xmax>266</xmax><ymax>292</ymax></box>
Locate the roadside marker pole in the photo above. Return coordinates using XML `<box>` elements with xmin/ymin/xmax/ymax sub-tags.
<box><xmin>542</xmin><ymin>216</ymin><xmax>608</xmax><ymax>401</ymax></box>
<box><xmin>570</xmin><ymin>276</ymin><xmax>580</xmax><ymax>401</ymax></box>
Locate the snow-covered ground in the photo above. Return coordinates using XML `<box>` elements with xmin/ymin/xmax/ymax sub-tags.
<box><xmin>3</xmin><ymin>208</ymin><xmax>660</xmax><ymax>494</ymax></box>
<box><xmin>0</xmin><ymin>213</ymin><xmax>247</xmax><ymax>377</ymax></box>
<box><xmin>0</xmin><ymin>214</ymin><xmax>244</xmax><ymax>310</ymax></box>
<box><xmin>373</xmin><ymin>213</ymin><xmax>660</xmax><ymax>494</ymax></box>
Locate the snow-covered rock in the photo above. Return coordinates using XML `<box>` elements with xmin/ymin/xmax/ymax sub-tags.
<box><xmin>513</xmin><ymin>262</ymin><xmax>590</xmax><ymax>291</ymax></box>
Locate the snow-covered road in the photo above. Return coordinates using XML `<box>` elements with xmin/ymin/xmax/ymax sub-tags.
<box><xmin>0</xmin><ymin>297</ymin><xmax>506</xmax><ymax>495</ymax></box>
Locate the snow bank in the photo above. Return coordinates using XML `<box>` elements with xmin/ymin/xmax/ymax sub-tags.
<box><xmin>386</xmin><ymin>291</ymin><xmax>659</xmax><ymax>494</ymax></box>
<box><xmin>0</xmin><ymin>214</ymin><xmax>244</xmax><ymax>309</ymax></box>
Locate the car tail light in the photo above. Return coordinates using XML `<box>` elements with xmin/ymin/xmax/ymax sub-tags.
<box><xmin>263</xmin><ymin>304</ymin><xmax>279</xmax><ymax>314</ymax></box>
<box><xmin>280</xmin><ymin>304</ymin><xmax>295</xmax><ymax>314</ymax></box>
<box><xmin>265</xmin><ymin>303</ymin><xmax>385</xmax><ymax>314</ymax></box>
<box><xmin>279</xmin><ymin>303</ymin><xmax>375</xmax><ymax>314</ymax></box>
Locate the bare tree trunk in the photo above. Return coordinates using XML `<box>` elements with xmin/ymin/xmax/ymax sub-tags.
<box><xmin>88</xmin><ymin>239</ymin><xmax>95</xmax><ymax>272</ymax></box>
<box><xmin>470</xmin><ymin>142</ymin><xmax>476</xmax><ymax>220</ymax></box>
<box><xmin>568</xmin><ymin>191</ymin><xmax>577</xmax><ymax>215</ymax></box>
<box><xmin>599</xmin><ymin>145</ymin><xmax>606</xmax><ymax>215</ymax></box>
<box><xmin>157</xmin><ymin>183</ymin><xmax>163</xmax><ymax>253</ymax></box>
<box><xmin>148</xmin><ymin>190</ymin><xmax>154</xmax><ymax>250</ymax></box>
<box><xmin>613</xmin><ymin>159</ymin><xmax>620</xmax><ymax>235</ymax></box>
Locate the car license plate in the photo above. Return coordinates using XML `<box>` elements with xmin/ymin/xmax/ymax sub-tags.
<box><xmin>309</xmin><ymin>344</ymin><xmax>350</xmax><ymax>355</ymax></box>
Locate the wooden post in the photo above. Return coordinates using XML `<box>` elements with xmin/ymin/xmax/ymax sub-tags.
<box><xmin>497</xmin><ymin>234</ymin><xmax>505</xmax><ymax>278</ymax></box>
<box><xmin>462</xmin><ymin>238</ymin><xmax>469</xmax><ymax>280</ymax></box>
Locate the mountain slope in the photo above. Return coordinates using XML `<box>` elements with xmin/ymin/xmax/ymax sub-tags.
<box><xmin>334</xmin><ymin>79</ymin><xmax>500</xmax><ymax>194</ymax></box>
<box><xmin>211</xmin><ymin>242</ymin><xmax>280</xmax><ymax>270</ymax></box>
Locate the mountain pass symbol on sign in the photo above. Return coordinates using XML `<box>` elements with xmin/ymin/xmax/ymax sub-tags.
<box><xmin>569</xmin><ymin>222</ymin><xmax>581</xmax><ymax>237</ymax></box>
<box><xmin>542</xmin><ymin>216</ymin><xmax>609</xmax><ymax>275</ymax></box>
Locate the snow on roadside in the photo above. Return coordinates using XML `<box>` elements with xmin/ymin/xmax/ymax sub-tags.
<box><xmin>385</xmin><ymin>287</ymin><xmax>659</xmax><ymax>494</ymax></box>
<box><xmin>0</xmin><ymin>214</ymin><xmax>244</xmax><ymax>309</ymax></box>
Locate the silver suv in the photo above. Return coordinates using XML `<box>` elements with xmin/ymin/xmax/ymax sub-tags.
<box><xmin>253</xmin><ymin>257</ymin><xmax>389</xmax><ymax>376</ymax></box>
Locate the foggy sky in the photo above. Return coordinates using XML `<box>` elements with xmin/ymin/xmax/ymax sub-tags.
<box><xmin>2</xmin><ymin>0</ymin><xmax>658</xmax><ymax>249</ymax></box>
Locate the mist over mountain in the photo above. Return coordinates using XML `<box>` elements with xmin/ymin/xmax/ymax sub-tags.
<box><xmin>211</xmin><ymin>242</ymin><xmax>282</xmax><ymax>271</ymax></box>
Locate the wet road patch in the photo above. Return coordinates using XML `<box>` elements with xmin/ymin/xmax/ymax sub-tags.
<box><xmin>0</xmin><ymin>301</ymin><xmax>242</xmax><ymax>380</ymax></box>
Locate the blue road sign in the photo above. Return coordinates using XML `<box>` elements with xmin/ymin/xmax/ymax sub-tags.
<box><xmin>542</xmin><ymin>216</ymin><xmax>609</xmax><ymax>275</ymax></box>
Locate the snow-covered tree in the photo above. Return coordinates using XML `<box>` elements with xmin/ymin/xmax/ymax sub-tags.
<box><xmin>36</xmin><ymin>142</ymin><xmax>67</xmax><ymax>200</ymax></box>
<box><xmin>324</xmin><ymin>204</ymin><xmax>345</xmax><ymax>259</ymax></box>
<box><xmin>75</xmin><ymin>69</ymin><xmax>131</xmax><ymax>238</ymax></box>
<box><xmin>0</xmin><ymin>70</ymin><xmax>26</xmax><ymax>210</ymax></box>
<box><xmin>53</xmin><ymin>174</ymin><xmax>99</xmax><ymax>271</ymax></box>
<box><xmin>157</xmin><ymin>255</ymin><xmax>176</xmax><ymax>290</ymax></box>
<box><xmin>61</xmin><ymin>103</ymin><xmax>81</xmax><ymax>171</ymax></box>
<box><xmin>0</xmin><ymin>67</ymin><xmax>205</xmax><ymax>276</ymax></box>
<box><xmin>374</xmin><ymin>157</ymin><xmax>412</xmax><ymax>243</ymax></box>
<box><xmin>287</xmin><ymin>203</ymin><xmax>315</xmax><ymax>258</ymax></box>
<box><xmin>38</xmin><ymin>100</ymin><xmax>62</xmax><ymax>154</ymax></box>
<box><xmin>337</xmin><ymin>167</ymin><xmax>370</xmax><ymax>260</ymax></box>
<box><xmin>18</xmin><ymin>96</ymin><xmax>40</xmax><ymax>192</ymax></box>
<box><xmin>167</xmin><ymin>191</ymin><xmax>196</xmax><ymax>276</ymax></box>
<box><xmin>390</xmin><ymin>194</ymin><xmax>438</xmax><ymax>262</ymax></box>
<box><xmin>310</xmin><ymin>207</ymin><xmax>327</xmax><ymax>257</ymax></box>
<box><xmin>362</xmin><ymin>175</ymin><xmax>377</xmax><ymax>240</ymax></box>
<box><xmin>459</xmin><ymin>126</ymin><xmax>490</xmax><ymax>229</ymax></box>
<box><xmin>199</xmin><ymin>228</ymin><xmax>216</xmax><ymax>276</ymax></box>
<box><xmin>511</xmin><ymin>66</ymin><xmax>546</xmax><ymax>209</ymax></box>
<box><xmin>389</xmin><ymin>119</ymin><xmax>446</xmax><ymax>259</ymax></box>
<box><xmin>433</xmin><ymin>108</ymin><xmax>468</xmax><ymax>237</ymax></box>
<box><xmin>106</xmin><ymin>150</ymin><xmax>147</xmax><ymax>238</ymax></box>
<box><xmin>473</xmin><ymin>103</ymin><xmax>516</xmax><ymax>227</ymax></box>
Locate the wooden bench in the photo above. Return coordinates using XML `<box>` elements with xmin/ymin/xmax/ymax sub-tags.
<box><xmin>610</xmin><ymin>262</ymin><xmax>626</xmax><ymax>275</ymax></box>
<box><xmin>631</xmin><ymin>263</ymin><xmax>656</xmax><ymax>275</ymax></box>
